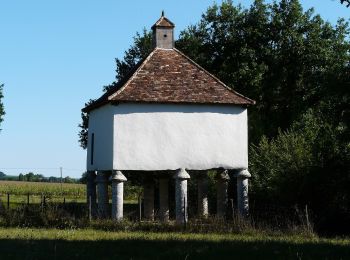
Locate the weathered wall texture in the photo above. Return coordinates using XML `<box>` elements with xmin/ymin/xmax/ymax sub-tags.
<box><xmin>113</xmin><ymin>103</ymin><xmax>248</xmax><ymax>170</ymax></box>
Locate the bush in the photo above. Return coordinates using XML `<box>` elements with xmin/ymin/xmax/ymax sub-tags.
<box><xmin>249</xmin><ymin>110</ymin><xmax>350</xmax><ymax>235</ymax></box>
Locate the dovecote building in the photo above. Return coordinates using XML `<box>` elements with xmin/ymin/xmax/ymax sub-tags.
<box><xmin>83</xmin><ymin>13</ymin><xmax>255</xmax><ymax>222</ymax></box>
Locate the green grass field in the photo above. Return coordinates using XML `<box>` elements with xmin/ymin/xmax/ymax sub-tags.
<box><xmin>0</xmin><ymin>228</ymin><xmax>348</xmax><ymax>259</ymax></box>
<box><xmin>0</xmin><ymin>181</ymin><xmax>349</xmax><ymax>259</ymax></box>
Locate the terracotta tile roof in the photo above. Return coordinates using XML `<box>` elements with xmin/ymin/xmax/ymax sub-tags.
<box><xmin>151</xmin><ymin>15</ymin><xmax>175</xmax><ymax>29</ymax></box>
<box><xmin>83</xmin><ymin>48</ymin><xmax>255</xmax><ymax>112</ymax></box>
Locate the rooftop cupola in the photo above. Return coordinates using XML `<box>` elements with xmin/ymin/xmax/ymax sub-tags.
<box><xmin>151</xmin><ymin>11</ymin><xmax>175</xmax><ymax>49</ymax></box>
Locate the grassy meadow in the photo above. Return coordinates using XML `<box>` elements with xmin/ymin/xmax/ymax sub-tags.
<box><xmin>0</xmin><ymin>181</ymin><xmax>348</xmax><ymax>259</ymax></box>
<box><xmin>0</xmin><ymin>228</ymin><xmax>349</xmax><ymax>259</ymax></box>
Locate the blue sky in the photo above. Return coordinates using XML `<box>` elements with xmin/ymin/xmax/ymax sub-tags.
<box><xmin>0</xmin><ymin>1</ymin><xmax>349</xmax><ymax>178</ymax></box>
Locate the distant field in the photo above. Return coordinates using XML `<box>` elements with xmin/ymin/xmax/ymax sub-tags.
<box><xmin>0</xmin><ymin>181</ymin><xmax>140</xmax><ymax>204</ymax></box>
<box><xmin>0</xmin><ymin>180</ymin><xmax>85</xmax><ymax>197</ymax></box>
<box><xmin>0</xmin><ymin>228</ymin><xmax>349</xmax><ymax>259</ymax></box>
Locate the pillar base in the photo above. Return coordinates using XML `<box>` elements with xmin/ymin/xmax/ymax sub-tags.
<box><xmin>159</xmin><ymin>177</ymin><xmax>169</xmax><ymax>222</ymax></box>
<box><xmin>173</xmin><ymin>168</ymin><xmax>190</xmax><ymax>224</ymax></box>
<box><xmin>96</xmin><ymin>171</ymin><xmax>110</xmax><ymax>218</ymax></box>
<box><xmin>216</xmin><ymin>170</ymin><xmax>230</xmax><ymax>218</ymax></box>
<box><xmin>234</xmin><ymin>169</ymin><xmax>251</xmax><ymax>217</ymax></box>
<box><xmin>110</xmin><ymin>171</ymin><xmax>127</xmax><ymax>221</ymax></box>
<box><xmin>197</xmin><ymin>173</ymin><xmax>208</xmax><ymax>218</ymax></box>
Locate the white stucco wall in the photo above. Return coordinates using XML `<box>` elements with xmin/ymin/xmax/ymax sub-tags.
<box><xmin>112</xmin><ymin>103</ymin><xmax>248</xmax><ymax>170</ymax></box>
<box><xmin>86</xmin><ymin>104</ymin><xmax>114</xmax><ymax>171</ymax></box>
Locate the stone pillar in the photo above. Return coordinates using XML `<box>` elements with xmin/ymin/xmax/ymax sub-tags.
<box><xmin>197</xmin><ymin>173</ymin><xmax>208</xmax><ymax>218</ymax></box>
<box><xmin>216</xmin><ymin>170</ymin><xmax>230</xmax><ymax>218</ymax></box>
<box><xmin>143</xmin><ymin>178</ymin><xmax>155</xmax><ymax>221</ymax></box>
<box><xmin>174</xmin><ymin>168</ymin><xmax>190</xmax><ymax>224</ymax></box>
<box><xmin>86</xmin><ymin>170</ymin><xmax>97</xmax><ymax>216</ymax></box>
<box><xmin>234</xmin><ymin>169</ymin><xmax>251</xmax><ymax>217</ymax></box>
<box><xmin>96</xmin><ymin>171</ymin><xmax>109</xmax><ymax>218</ymax></box>
<box><xmin>159</xmin><ymin>177</ymin><xmax>169</xmax><ymax>222</ymax></box>
<box><xmin>110</xmin><ymin>171</ymin><xmax>127</xmax><ymax>221</ymax></box>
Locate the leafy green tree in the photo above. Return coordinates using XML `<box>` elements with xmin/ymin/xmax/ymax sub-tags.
<box><xmin>0</xmin><ymin>84</ymin><xmax>5</xmax><ymax>130</ymax></box>
<box><xmin>340</xmin><ymin>0</ymin><xmax>350</xmax><ymax>7</ymax></box>
<box><xmin>250</xmin><ymin>110</ymin><xmax>350</xmax><ymax>233</ymax></box>
<box><xmin>64</xmin><ymin>176</ymin><xmax>74</xmax><ymax>183</ymax></box>
<box><xmin>78</xmin><ymin>99</ymin><xmax>95</xmax><ymax>149</ymax></box>
<box><xmin>79</xmin><ymin>172</ymin><xmax>88</xmax><ymax>184</ymax></box>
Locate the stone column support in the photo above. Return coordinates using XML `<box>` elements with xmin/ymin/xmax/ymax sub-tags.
<box><xmin>234</xmin><ymin>169</ymin><xmax>251</xmax><ymax>217</ymax></box>
<box><xmin>143</xmin><ymin>178</ymin><xmax>155</xmax><ymax>221</ymax></box>
<box><xmin>110</xmin><ymin>171</ymin><xmax>127</xmax><ymax>221</ymax></box>
<box><xmin>197</xmin><ymin>173</ymin><xmax>209</xmax><ymax>218</ymax></box>
<box><xmin>86</xmin><ymin>170</ymin><xmax>97</xmax><ymax>216</ymax></box>
<box><xmin>96</xmin><ymin>171</ymin><xmax>110</xmax><ymax>218</ymax></box>
<box><xmin>216</xmin><ymin>170</ymin><xmax>230</xmax><ymax>218</ymax></box>
<box><xmin>159</xmin><ymin>177</ymin><xmax>169</xmax><ymax>222</ymax></box>
<box><xmin>173</xmin><ymin>168</ymin><xmax>191</xmax><ymax>224</ymax></box>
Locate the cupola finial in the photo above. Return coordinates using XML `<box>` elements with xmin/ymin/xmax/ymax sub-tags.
<box><xmin>161</xmin><ymin>10</ymin><xmax>164</xmax><ymax>17</ymax></box>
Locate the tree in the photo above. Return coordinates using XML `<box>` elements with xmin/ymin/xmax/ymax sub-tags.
<box><xmin>78</xmin><ymin>99</ymin><xmax>95</xmax><ymax>149</ymax></box>
<box><xmin>0</xmin><ymin>84</ymin><xmax>5</xmax><ymax>130</ymax></box>
<box><xmin>79</xmin><ymin>172</ymin><xmax>88</xmax><ymax>184</ymax></box>
<box><xmin>340</xmin><ymin>0</ymin><xmax>350</xmax><ymax>7</ymax></box>
<box><xmin>18</xmin><ymin>173</ymin><xmax>24</xmax><ymax>181</ymax></box>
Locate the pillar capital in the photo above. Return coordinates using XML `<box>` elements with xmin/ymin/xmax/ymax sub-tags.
<box><xmin>110</xmin><ymin>170</ymin><xmax>127</xmax><ymax>182</ymax></box>
<box><xmin>234</xmin><ymin>169</ymin><xmax>251</xmax><ymax>179</ymax></box>
<box><xmin>216</xmin><ymin>169</ymin><xmax>230</xmax><ymax>181</ymax></box>
<box><xmin>173</xmin><ymin>168</ymin><xmax>190</xmax><ymax>180</ymax></box>
<box><xmin>96</xmin><ymin>171</ymin><xmax>109</xmax><ymax>183</ymax></box>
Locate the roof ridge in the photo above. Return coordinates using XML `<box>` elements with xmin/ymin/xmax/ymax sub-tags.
<box><xmin>172</xmin><ymin>48</ymin><xmax>255</xmax><ymax>105</ymax></box>
<box><xmin>108</xmin><ymin>48</ymin><xmax>158</xmax><ymax>100</ymax></box>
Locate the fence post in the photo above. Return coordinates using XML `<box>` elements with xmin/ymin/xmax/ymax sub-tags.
<box><xmin>138</xmin><ymin>195</ymin><xmax>142</xmax><ymax>222</ymax></box>
<box><xmin>88</xmin><ymin>195</ymin><xmax>92</xmax><ymax>221</ymax></box>
<box><xmin>27</xmin><ymin>193</ymin><xmax>30</xmax><ymax>206</ymax></box>
<box><xmin>40</xmin><ymin>193</ymin><xmax>43</xmax><ymax>211</ymax></box>
<box><xmin>305</xmin><ymin>204</ymin><xmax>311</xmax><ymax>232</ymax></box>
<box><xmin>230</xmin><ymin>199</ymin><xmax>234</xmax><ymax>220</ymax></box>
<box><xmin>7</xmin><ymin>193</ymin><xmax>10</xmax><ymax>210</ymax></box>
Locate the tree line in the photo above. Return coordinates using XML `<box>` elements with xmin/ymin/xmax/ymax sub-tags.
<box><xmin>0</xmin><ymin>172</ymin><xmax>80</xmax><ymax>183</ymax></box>
<box><xmin>79</xmin><ymin>0</ymin><xmax>349</xmax><ymax>234</ymax></box>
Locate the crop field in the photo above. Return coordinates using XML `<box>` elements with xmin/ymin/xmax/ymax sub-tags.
<box><xmin>0</xmin><ymin>181</ymin><xmax>140</xmax><ymax>207</ymax></box>
<box><xmin>0</xmin><ymin>181</ymin><xmax>85</xmax><ymax>197</ymax></box>
<box><xmin>0</xmin><ymin>228</ymin><xmax>349</xmax><ymax>259</ymax></box>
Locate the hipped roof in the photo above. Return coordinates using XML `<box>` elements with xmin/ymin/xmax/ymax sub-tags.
<box><xmin>83</xmin><ymin>48</ymin><xmax>255</xmax><ymax>113</ymax></box>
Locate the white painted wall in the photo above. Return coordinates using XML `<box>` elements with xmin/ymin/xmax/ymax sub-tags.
<box><xmin>112</xmin><ymin>103</ymin><xmax>248</xmax><ymax>170</ymax></box>
<box><xmin>86</xmin><ymin>104</ymin><xmax>114</xmax><ymax>171</ymax></box>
